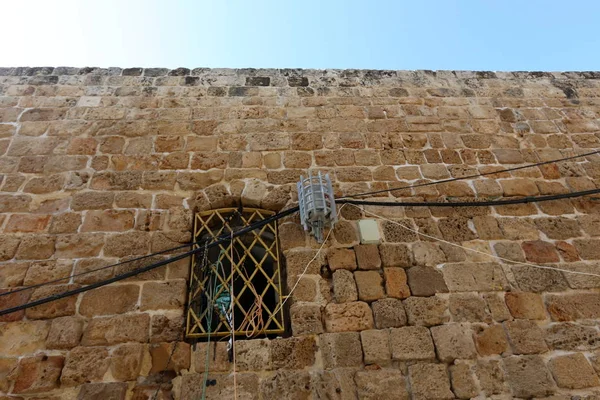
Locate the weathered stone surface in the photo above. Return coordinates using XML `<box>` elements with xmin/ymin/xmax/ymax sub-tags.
<box><xmin>180</xmin><ymin>372</ymin><xmax>259</xmax><ymax>400</ymax></box>
<box><xmin>46</xmin><ymin>316</ymin><xmax>83</xmax><ymax>349</ymax></box>
<box><xmin>76</xmin><ymin>382</ymin><xmax>128</xmax><ymax>400</ymax></box>
<box><xmin>324</xmin><ymin>301</ymin><xmax>374</xmax><ymax>332</ymax></box>
<box><xmin>193</xmin><ymin>341</ymin><xmax>230</xmax><ymax>372</ymax></box>
<box><xmin>0</xmin><ymin>358</ymin><xmax>17</xmax><ymax>393</ymax></box>
<box><xmin>504</xmin><ymin>319</ymin><xmax>549</xmax><ymax>354</ymax></box>
<box><xmin>408</xmin><ymin>363</ymin><xmax>454</xmax><ymax>400</ymax></box>
<box><xmin>442</xmin><ymin>262</ymin><xmax>508</xmax><ymax>291</ymax></box>
<box><xmin>140</xmin><ymin>280</ymin><xmax>186</xmax><ymax>310</ymax></box>
<box><xmin>505</xmin><ymin>291</ymin><xmax>547</xmax><ymax>320</ymax></box>
<box><xmin>511</xmin><ymin>265</ymin><xmax>568</xmax><ymax>292</ymax></box>
<box><xmin>149</xmin><ymin>341</ymin><xmax>190</xmax><ymax>373</ymax></box>
<box><xmin>81</xmin><ymin>313</ymin><xmax>150</xmax><ymax>345</ymax></box>
<box><xmin>234</xmin><ymin>338</ymin><xmax>271</xmax><ymax>371</ymax></box>
<box><xmin>389</xmin><ymin>326</ymin><xmax>435</xmax><ymax>361</ymax></box>
<box><xmin>61</xmin><ymin>346</ymin><xmax>109</xmax><ymax>386</ymax></box>
<box><xmin>546</xmin><ymin>292</ymin><xmax>600</xmax><ymax>321</ymax></box>
<box><xmin>327</xmin><ymin>247</ymin><xmax>357</xmax><ymax>271</ymax></box>
<box><xmin>355</xmin><ymin>369</ymin><xmax>409</xmax><ymax>400</ymax></box>
<box><xmin>150</xmin><ymin>314</ymin><xmax>183</xmax><ymax>343</ymax></box>
<box><xmin>503</xmin><ymin>355</ymin><xmax>557</xmax><ymax>398</ymax></box>
<box><xmin>291</xmin><ymin>303</ymin><xmax>323</xmax><ymax>335</ymax></box>
<box><xmin>332</xmin><ymin>269</ymin><xmax>358</xmax><ymax>303</ymax></box>
<box><xmin>354</xmin><ymin>244</ymin><xmax>382</xmax><ymax>270</ymax></box>
<box><xmin>271</xmin><ymin>336</ymin><xmax>316</xmax><ymax>369</ymax></box>
<box><xmin>475</xmin><ymin>324</ymin><xmax>508</xmax><ymax>356</ymax></box>
<box><xmin>26</xmin><ymin>284</ymin><xmax>78</xmax><ymax>319</ymax></box>
<box><xmin>372</xmin><ymin>298</ymin><xmax>407</xmax><ymax>328</ymax></box>
<box><xmin>110</xmin><ymin>343</ymin><xmax>144</xmax><ymax>381</ymax></box>
<box><xmin>360</xmin><ymin>329</ymin><xmax>391</xmax><ymax>365</ymax></box>
<box><xmin>12</xmin><ymin>354</ymin><xmax>64</xmax><ymax>394</ymax></box>
<box><xmin>412</xmin><ymin>242</ymin><xmax>447</xmax><ymax>267</ymax></box>
<box><xmin>476</xmin><ymin>359</ymin><xmax>507</xmax><ymax>396</ymax></box>
<box><xmin>545</xmin><ymin>322</ymin><xmax>600</xmax><ymax>351</ymax></box>
<box><xmin>406</xmin><ymin>266</ymin><xmax>447</xmax><ymax>296</ymax></box>
<box><xmin>403</xmin><ymin>295</ymin><xmax>449</xmax><ymax>326</ymax></box>
<box><xmin>354</xmin><ymin>270</ymin><xmax>385</xmax><ymax>302</ymax></box>
<box><xmin>548</xmin><ymin>353</ymin><xmax>600</xmax><ymax>389</ymax></box>
<box><xmin>79</xmin><ymin>285</ymin><xmax>140</xmax><ymax>316</ymax></box>
<box><xmin>383</xmin><ymin>267</ymin><xmax>411</xmax><ymax>299</ymax></box>
<box><xmin>450</xmin><ymin>362</ymin><xmax>479</xmax><ymax>399</ymax></box>
<box><xmin>379</xmin><ymin>243</ymin><xmax>412</xmax><ymax>268</ymax></box>
<box><xmin>449</xmin><ymin>293</ymin><xmax>490</xmax><ymax>322</ymax></box>
<box><xmin>320</xmin><ymin>332</ymin><xmax>363</xmax><ymax>368</ymax></box>
<box><xmin>310</xmin><ymin>368</ymin><xmax>357</xmax><ymax>400</ymax></box>
<box><xmin>431</xmin><ymin>323</ymin><xmax>477</xmax><ymax>362</ymax></box>
<box><xmin>260</xmin><ymin>370</ymin><xmax>312</xmax><ymax>400</ymax></box>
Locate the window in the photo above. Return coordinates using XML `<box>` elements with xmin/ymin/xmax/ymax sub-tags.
<box><xmin>185</xmin><ymin>208</ymin><xmax>286</xmax><ymax>339</ymax></box>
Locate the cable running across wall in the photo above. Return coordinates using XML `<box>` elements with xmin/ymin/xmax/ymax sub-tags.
<box><xmin>2</xmin><ymin>150</ymin><xmax>599</xmax><ymax>316</ymax></box>
<box><xmin>338</xmin><ymin>149</ymin><xmax>600</xmax><ymax>199</ymax></box>
<box><xmin>3</xmin><ymin>149</ymin><xmax>596</xmax><ymax>299</ymax></box>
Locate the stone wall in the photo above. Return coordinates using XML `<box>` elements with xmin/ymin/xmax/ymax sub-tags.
<box><xmin>0</xmin><ymin>67</ymin><xmax>600</xmax><ymax>399</ymax></box>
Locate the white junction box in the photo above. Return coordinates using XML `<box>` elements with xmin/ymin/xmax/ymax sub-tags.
<box><xmin>358</xmin><ymin>219</ymin><xmax>381</xmax><ymax>245</ymax></box>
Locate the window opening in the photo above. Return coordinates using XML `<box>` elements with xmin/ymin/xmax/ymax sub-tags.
<box><xmin>186</xmin><ymin>208</ymin><xmax>286</xmax><ymax>339</ymax></box>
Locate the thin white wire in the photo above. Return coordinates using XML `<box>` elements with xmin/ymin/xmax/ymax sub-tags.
<box><xmin>274</xmin><ymin>203</ymin><xmax>347</xmax><ymax>315</ymax></box>
<box><xmin>349</xmin><ymin>203</ymin><xmax>600</xmax><ymax>279</ymax></box>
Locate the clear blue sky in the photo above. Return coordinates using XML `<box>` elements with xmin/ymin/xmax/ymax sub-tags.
<box><xmin>1</xmin><ymin>0</ymin><xmax>599</xmax><ymax>71</ymax></box>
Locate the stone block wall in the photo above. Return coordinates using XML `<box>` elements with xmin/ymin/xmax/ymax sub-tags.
<box><xmin>0</xmin><ymin>67</ymin><xmax>600</xmax><ymax>399</ymax></box>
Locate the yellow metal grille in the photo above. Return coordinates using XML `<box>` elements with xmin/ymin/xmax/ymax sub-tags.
<box><xmin>186</xmin><ymin>208</ymin><xmax>286</xmax><ymax>339</ymax></box>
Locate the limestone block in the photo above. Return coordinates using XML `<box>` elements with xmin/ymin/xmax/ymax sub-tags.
<box><xmin>546</xmin><ymin>292</ymin><xmax>600</xmax><ymax>321</ymax></box>
<box><xmin>403</xmin><ymin>295</ymin><xmax>449</xmax><ymax>327</ymax></box>
<box><xmin>360</xmin><ymin>329</ymin><xmax>391</xmax><ymax>365</ymax></box>
<box><xmin>324</xmin><ymin>301</ymin><xmax>374</xmax><ymax>332</ymax></box>
<box><xmin>548</xmin><ymin>353</ymin><xmax>600</xmax><ymax>389</ymax></box>
<box><xmin>408</xmin><ymin>363</ymin><xmax>454</xmax><ymax>400</ymax></box>
<box><xmin>149</xmin><ymin>342</ymin><xmax>190</xmax><ymax>373</ymax></box>
<box><xmin>61</xmin><ymin>346</ymin><xmax>110</xmax><ymax>386</ymax></box>
<box><xmin>81</xmin><ymin>314</ymin><xmax>150</xmax><ymax>346</ymax></box>
<box><xmin>504</xmin><ymin>320</ymin><xmax>549</xmax><ymax>354</ymax></box>
<box><xmin>12</xmin><ymin>354</ymin><xmax>64</xmax><ymax>394</ymax></box>
<box><xmin>271</xmin><ymin>336</ymin><xmax>316</xmax><ymax>369</ymax></box>
<box><xmin>503</xmin><ymin>355</ymin><xmax>557</xmax><ymax>398</ymax></box>
<box><xmin>406</xmin><ymin>266</ymin><xmax>447</xmax><ymax>296</ymax></box>
<box><xmin>332</xmin><ymin>269</ymin><xmax>358</xmax><ymax>303</ymax></box>
<box><xmin>476</xmin><ymin>359</ymin><xmax>507</xmax><ymax>396</ymax></box>
<box><xmin>320</xmin><ymin>332</ymin><xmax>363</xmax><ymax>368</ymax></box>
<box><xmin>383</xmin><ymin>267</ymin><xmax>410</xmax><ymax>299</ymax></box>
<box><xmin>234</xmin><ymin>338</ymin><xmax>271</xmax><ymax>371</ymax></box>
<box><xmin>46</xmin><ymin>316</ymin><xmax>83</xmax><ymax>349</ymax></box>
<box><xmin>354</xmin><ymin>270</ymin><xmax>385</xmax><ymax>302</ymax></box>
<box><xmin>110</xmin><ymin>343</ymin><xmax>144</xmax><ymax>381</ymax></box>
<box><xmin>431</xmin><ymin>324</ymin><xmax>477</xmax><ymax>362</ymax></box>
<box><xmin>140</xmin><ymin>280</ymin><xmax>186</xmax><ymax>310</ymax></box>
<box><xmin>475</xmin><ymin>324</ymin><xmax>508</xmax><ymax>356</ymax></box>
<box><xmin>76</xmin><ymin>382</ymin><xmax>128</xmax><ymax>400</ymax></box>
<box><xmin>378</xmin><ymin>243</ymin><xmax>412</xmax><ymax>268</ymax></box>
<box><xmin>193</xmin><ymin>341</ymin><xmax>230</xmax><ymax>372</ymax></box>
<box><xmin>450</xmin><ymin>362</ymin><xmax>479</xmax><ymax>399</ymax></box>
<box><xmin>449</xmin><ymin>293</ymin><xmax>490</xmax><ymax>322</ymax></box>
<box><xmin>355</xmin><ymin>369</ymin><xmax>409</xmax><ymax>400</ymax></box>
<box><xmin>79</xmin><ymin>285</ymin><xmax>140</xmax><ymax>316</ymax></box>
<box><xmin>505</xmin><ymin>292</ymin><xmax>547</xmax><ymax>320</ymax></box>
<box><xmin>290</xmin><ymin>303</ymin><xmax>323</xmax><ymax>336</ymax></box>
<box><xmin>354</xmin><ymin>244</ymin><xmax>381</xmax><ymax>270</ymax></box>
<box><xmin>545</xmin><ymin>322</ymin><xmax>600</xmax><ymax>351</ymax></box>
<box><xmin>389</xmin><ymin>326</ymin><xmax>435</xmax><ymax>361</ymax></box>
<box><xmin>372</xmin><ymin>298</ymin><xmax>407</xmax><ymax>329</ymax></box>
<box><xmin>260</xmin><ymin>370</ymin><xmax>312</xmax><ymax>399</ymax></box>
<box><xmin>327</xmin><ymin>248</ymin><xmax>357</xmax><ymax>271</ymax></box>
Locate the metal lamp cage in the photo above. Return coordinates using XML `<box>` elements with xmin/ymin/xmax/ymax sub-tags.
<box><xmin>186</xmin><ymin>208</ymin><xmax>286</xmax><ymax>339</ymax></box>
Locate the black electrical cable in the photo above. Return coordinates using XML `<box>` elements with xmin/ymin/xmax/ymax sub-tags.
<box><xmin>338</xmin><ymin>149</ymin><xmax>600</xmax><ymax>199</ymax></box>
<box><xmin>3</xmin><ymin>149</ymin><xmax>599</xmax><ymax>315</ymax></box>
<box><xmin>6</xmin><ymin>150</ymin><xmax>597</xmax><ymax>298</ymax></box>
<box><xmin>0</xmin><ymin>206</ymin><xmax>299</xmax><ymax>317</ymax></box>
<box><xmin>0</xmin><ymin>203</ymin><xmax>249</xmax><ymax>298</ymax></box>
<box><xmin>337</xmin><ymin>188</ymin><xmax>600</xmax><ymax>208</ymax></box>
